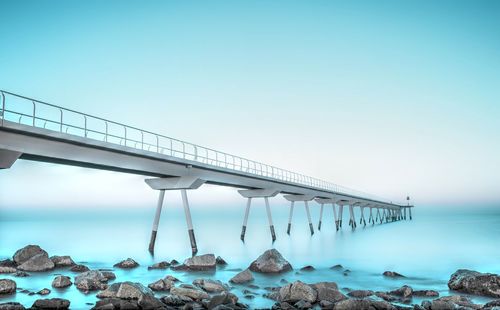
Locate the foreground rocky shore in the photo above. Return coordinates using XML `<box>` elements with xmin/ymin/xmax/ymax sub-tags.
<box><xmin>1</xmin><ymin>245</ymin><xmax>499</xmax><ymax>309</ymax></box>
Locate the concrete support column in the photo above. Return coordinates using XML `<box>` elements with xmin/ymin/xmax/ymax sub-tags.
<box><xmin>318</xmin><ymin>203</ymin><xmax>324</xmax><ymax>231</ymax></box>
<box><xmin>305</xmin><ymin>201</ymin><xmax>314</xmax><ymax>235</ymax></box>
<box><xmin>287</xmin><ymin>201</ymin><xmax>295</xmax><ymax>235</ymax></box>
<box><xmin>409</xmin><ymin>207</ymin><xmax>412</xmax><ymax>220</ymax></box>
<box><xmin>332</xmin><ymin>203</ymin><xmax>339</xmax><ymax>231</ymax></box>
<box><xmin>181</xmin><ymin>189</ymin><xmax>198</xmax><ymax>256</ymax></box>
<box><xmin>241</xmin><ymin>198</ymin><xmax>252</xmax><ymax>241</ymax></box>
<box><xmin>239</xmin><ymin>189</ymin><xmax>280</xmax><ymax>243</ymax></box>
<box><xmin>339</xmin><ymin>205</ymin><xmax>344</xmax><ymax>228</ymax></box>
<box><xmin>149</xmin><ymin>189</ymin><xmax>165</xmax><ymax>255</ymax></box>
<box><xmin>265</xmin><ymin>197</ymin><xmax>276</xmax><ymax>242</ymax></box>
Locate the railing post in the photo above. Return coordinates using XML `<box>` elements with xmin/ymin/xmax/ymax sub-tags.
<box><xmin>124</xmin><ymin>126</ymin><xmax>127</xmax><ymax>146</ymax></box>
<box><xmin>1</xmin><ymin>91</ymin><xmax>5</xmax><ymax>127</ymax></box>
<box><xmin>84</xmin><ymin>115</ymin><xmax>87</xmax><ymax>137</ymax></box>
<box><xmin>59</xmin><ymin>109</ymin><xmax>63</xmax><ymax>132</ymax></box>
<box><xmin>141</xmin><ymin>131</ymin><xmax>144</xmax><ymax>150</ymax></box>
<box><xmin>32</xmin><ymin>100</ymin><xmax>36</xmax><ymax>126</ymax></box>
<box><xmin>105</xmin><ymin>121</ymin><xmax>108</xmax><ymax>142</ymax></box>
<box><xmin>156</xmin><ymin>135</ymin><xmax>159</xmax><ymax>153</ymax></box>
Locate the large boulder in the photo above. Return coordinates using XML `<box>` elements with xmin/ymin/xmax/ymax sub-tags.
<box><xmin>113</xmin><ymin>258</ymin><xmax>139</xmax><ymax>269</ymax></box>
<box><xmin>170</xmin><ymin>286</ymin><xmax>210</xmax><ymax>300</ymax></box>
<box><xmin>0</xmin><ymin>267</ymin><xmax>16</xmax><ymax>274</ymax></box>
<box><xmin>347</xmin><ymin>290</ymin><xmax>374</xmax><ymax>298</ymax></box>
<box><xmin>52</xmin><ymin>276</ymin><xmax>72</xmax><ymax>288</ymax></box>
<box><xmin>147</xmin><ymin>278</ymin><xmax>174</xmax><ymax>291</ymax></box>
<box><xmin>70</xmin><ymin>264</ymin><xmax>89</xmax><ymax>272</ymax></box>
<box><xmin>279</xmin><ymin>281</ymin><xmax>317</xmax><ymax>303</ymax></box>
<box><xmin>31</xmin><ymin>298</ymin><xmax>70</xmax><ymax>309</ymax></box>
<box><xmin>148</xmin><ymin>261</ymin><xmax>170</xmax><ymax>270</ymax></box>
<box><xmin>208</xmin><ymin>292</ymin><xmax>239</xmax><ymax>309</ymax></box>
<box><xmin>75</xmin><ymin>270</ymin><xmax>108</xmax><ymax>291</ymax></box>
<box><xmin>17</xmin><ymin>253</ymin><xmax>54</xmax><ymax>272</ymax></box>
<box><xmin>421</xmin><ymin>295</ymin><xmax>481</xmax><ymax>310</ymax></box>
<box><xmin>413</xmin><ymin>290</ymin><xmax>439</xmax><ymax>297</ymax></box>
<box><xmin>335</xmin><ymin>299</ymin><xmax>397</xmax><ymax>310</ymax></box>
<box><xmin>230</xmin><ymin>269</ymin><xmax>254</xmax><ymax>284</ymax></box>
<box><xmin>13</xmin><ymin>245</ymin><xmax>47</xmax><ymax>265</ymax></box>
<box><xmin>50</xmin><ymin>256</ymin><xmax>75</xmax><ymax>267</ymax></box>
<box><xmin>0</xmin><ymin>260</ymin><xmax>16</xmax><ymax>268</ymax></box>
<box><xmin>448</xmin><ymin>269</ymin><xmax>500</xmax><ymax>298</ymax></box>
<box><xmin>193</xmin><ymin>278</ymin><xmax>228</xmax><ymax>293</ymax></box>
<box><xmin>0</xmin><ymin>279</ymin><xmax>16</xmax><ymax>295</ymax></box>
<box><xmin>0</xmin><ymin>302</ymin><xmax>25</xmax><ymax>310</ymax></box>
<box><xmin>388</xmin><ymin>285</ymin><xmax>413</xmax><ymax>298</ymax></box>
<box><xmin>183</xmin><ymin>254</ymin><xmax>216</xmax><ymax>271</ymax></box>
<box><xmin>92</xmin><ymin>298</ymin><xmax>140</xmax><ymax>310</ymax></box>
<box><xmin>249</xmin><ymin>249</ymin><xmax>292</xmax><ymax>273</ymax></box>
<box><xmin>95</xmin><ymin>281</ymin><xmax>165</xmax><ymax>309</ymax></box>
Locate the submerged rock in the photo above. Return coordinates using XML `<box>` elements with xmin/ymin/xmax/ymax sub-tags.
<box><xmin>448</xmin><ymin>269</ymin><xmax>500</xmax><ymax>298</ymax></box>
<box><xmin>230</xmin><ymin>269</ymin><xmax>254</xmax><ymax>284</ymax></box>
<box><xmin>0</xmin><ymin>302</ymin><xmax>25</xmax><ymax>310</ymax></box>
<box><xmin>388</xmin><ymin>285</ymin><xmax>413</xmax><ymax>298</ymax></box>
<box><xmin>52</xmin><ymin>276</ymin><xmax>72</xmax><ymax>288</ymax></box>
<box><xmin>50</xmin><ymin>256</ymin><xmax>75</xmax><ymax>267</ymax></box>
<box><xmin>216</xmin><ymin>256</ymin><xmax>228</xmax><ymax>265</ymax></box>
<box><xmin>183</xmin><ymin>254</ymin><xmax>216</xmax><ymax>271</ymax></box>
<box><xmin>193</xmin><ymin>278</ymin><xmax>228</xmax><ymax>293</ymax></box>
<box><xmin>300</xmin><ymin>265</ymin><xmax>315</xmax><ymax>272</ymax></box>
<box><xmin>383</xmin><ymin>271</ymin><xmax>405</xmax><ymax>278</ymax></box>
<box><xmin>279</xmin><ymin>281</ymin><xmax>317</xmax><ymax>303</ymax></box>
<box><xmin>148</xmin><ymin>261</ymin><xmax>170</xmax><ymax>270</ymax></box>
<box><xmin>249</xmin><ymin>249</ymin><xmax>292</xmax><ymax>273</ymax></box>
<box><xmin>17</xmin><ymin>254</ymin><xmax>54</xmax><ymax>272</ymax></box>
<box><xmin>31</xmin><ymin>298</ymin><xmax>70</xmax><ymax>309</ymax></box>
<box><xmin>70</xmin><ymin>264</ymin><xmax>89</xmax><ymax>272</ymax></box>
<box><xmin>13</xmin><ymin>245</ymin><xmax>47</xmax><ymax>265</ymax></box>
<box><xmin>347</xmin><ymin>290</ymin><xmax>374</xmax><ymax>298</ymax></box>
<box><xmin>413</xmin><ymin>289</ymin><xmax>439</xmax><ymax>297</ymax></box>
<box><xmin>0</xmin><ymin>279</ymin><xmax>16</xmax><ymax>295</ymax></box>
<box><xmin>330</xmin><ymin>264</ymin><xmax>343</xmax><ymax>270</ymax></box>
<box><xmin>75</xmin><ymin>270</ymin><xmax>108</xmax><ymax>291</ymax></box>
<box><xmin>483</xmin><ymin>300</ymin><xmax>500</xmax><ymax>310</ymax></box>
<box><xmin>36</xmin><ymin>288</ymin><xmax>51</xmax><ymax>295</ymax></box>
<box><xmin>113</xmin><ymin>258</ymin><xmax>139</xmax><ymax>269</ymax></box>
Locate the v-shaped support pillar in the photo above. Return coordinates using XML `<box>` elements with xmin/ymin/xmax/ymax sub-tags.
<box><xmin>284</xmin><ymin>195</ymin><xmax>315</xmax><ymax>235</ymax></box>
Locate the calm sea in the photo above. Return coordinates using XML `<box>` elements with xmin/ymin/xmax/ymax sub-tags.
<box><xmin>1</xmin><ymin>205</ymin><xmax>499</xmax><ymax>309</ymax></box>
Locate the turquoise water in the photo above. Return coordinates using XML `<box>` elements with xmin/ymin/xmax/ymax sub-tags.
<box><xmin>1</xmin><ymin>205</ymin><xmax>499</xmax><ymax>309</ymax></box>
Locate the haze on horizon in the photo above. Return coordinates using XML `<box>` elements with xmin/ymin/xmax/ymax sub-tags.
<box><xmin>1</xmin><ymin>0</ymin><xmax>499</xmax><ymax>209</ymax></box>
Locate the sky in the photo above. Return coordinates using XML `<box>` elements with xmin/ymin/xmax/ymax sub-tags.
<box><xmin>0</xmin><ymin>0</ymin><xmax>499</xmax><ymax>209</ymax></box>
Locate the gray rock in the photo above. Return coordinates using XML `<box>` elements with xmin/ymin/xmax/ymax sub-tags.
<box><xmin>388</xmin><ymin>285</ymin><xmax>413</xmax><ymax>298</ymax></box>
<box><xmin>230</xmin><ymin>269</ymin><xmax>254</xmax><ymax>284</ymax></box>
<box><xmin>330</xmin><ymin>264</ymin><xmax>343</xmax><ymax>270</ymax></box>
<box><xmin>375</xmin><ymin>291</ymin><xmax>397</xmax><ymax>302</ymax></box>
<box><xmin>208</xmin><ymin>291</ymin><xmax>239</xmax><ymax>309</ymax></box>
<box><xmin>17</xmin><ymin>253</ymin><xmax>54</xmax><ymax>272</ymax></box>
<box><xmin>279</xmin><ymin>281</ymin><xmax>317</xmax><ymax>303</ymax></box>
<box><xmin>319</xmin><ymin>300</ymin><xmax>335</xmax><ymax>309</ymax></box>
<box><xmin>70</xmin><ymin>264</ymin><xmax>89</xmax><ymax>272</ymax></box>
<box><xmin>0</xmin><ymin>302</ymin><xmax>25</xmax><ymax>310</ymax></box>
<box><xmin>100</xmin><ymin>271</ymin><xmax>116</xmax><ymax>281</ymax></box>
<box><xmin>75</xmin><ymin>270</ymin><xmax>108</xmax><ymax>291</ymax></box>
<box><xmin>92</xmin><ymin>298</ymin><xmax>140</xmax><ymax>310</ymax></box>
<box><xmin>483</xmin><ymin>300</ymin><xmax>500</xmax><ymax>310</ymax></box>
<box><xmin>300</xmin><ymin>266</ymin><xmax>315</xmax><ymax>271</ymax></box>
<box><xmin>31</xmin><ymin>298</ymin><xmax>70</xmax><ymax>309</ymax></box>
<box><xmin>383</xmin><ymin>271</ymin><xmax>405</xmax><ymax>278</ymax></box>
<box><xmin>295</xmin><ymin>299</ymin><xmax>312</xmax><ymax>309</ymax></box>
<box><xmin>13</xmin><ymin>245</ymin><xmax>47</xmax><ymax>265</ymax></box>
<box><xmin>0</xmin><ymin>260</ymin><xmax>16</xmax><ymax>268</ymax></box>
<box><xmin>184</xmin><ymin>254</ymin><xmax>216</xmax><ymax>271</ymax></box>
<box><xmin>52</xmin><ymin>276</ymin><xmax>72</xmax><ymax>288</ymax></box>
<box><xmin>334</xmin><ymin>299</ymin><xmax>397</xmax><ymax>310</ymax></box>
<box><xmin>0</xmin><ymin>279</ymin><xmax>16</xmax><ymax>295</ymax></box>
<box><xmin>216</xmin><ymin>256</ymin><xmax>228</xmax><ymax>265</ymax></box>
<box><xmin>50</xmin><ymin>256</ymin><xmax>75</xmax><ymax>267</ymax></box>
<box><xmin>148</xmin><ymin>278</ymin><xmax>174</xmax><ymax>291</ymax></box>
<box><xmin>422</xmin><ymin>295</ymin><xmax>481</xmax><ymax>310</ymax></box>
<box><xmin>249</xmin><ymin>249</ymin><xmax>292</xmax><ymax>273</ymax></box>
<box><xmin>166</xmin><ymin>275</ymin><xmax>180</xmax><ymax>282</ymax></box>
<box><xmin>311</xmin><ymin>282</ymin><xmax>339</xmax><ymax>291</ymax></box>
<box><xmin>36</xmin><ymin>288</ymin><xmax>51</xmax><ymax>295</ymax></box>
<box><xmin>347</xmin><ymin>290</ymin><xmax>373</xmax><ymax>298</ymax></box>
<box><xmin>413</xmin><ymin>290</ymin><xmax>439</xmax><ymax>297</ymax></box>
<box><xmin>161</xmin><ymin>295</ymin><xmax>188</xmax><ymax>306</ymax></box>
<box><xmin>96</xmin><ymin>281</ymin><xmax>163</xmax><ymax>309</ymax></box>
<box><xmin>0</xmin><ymin>267</ymin><xmax>16</xmax><ymax>274</ymax></box>
<box><xmin>272</xmin><ymin>302</ymin><xmax>295</xmax><ymax>309</ymax></box>
<box><xmin>148</xmin><ymin>261</ymin><xmax>170</xmax><ymax>270</ymax></box>
<box><xmin>13</xmin><ymin>271</ymin><xmax>29</xmax><ymax>277</ymax></box>
<box><xmin>113</xmin><ymin>258</ymin><xmax>139</xmax><ymax>269</ymax></box>
<box><xmin>315</xmin><ymin>287</ymin><xmax>346</xmax><ymax>303</ymax></box>
<box><xmin>171</xmin><ymin>286</ymin><xmax>210</xmax><ymax>300</ymax></box>
<box><xmin>448</xmin><ymin>269</ymin><xmax>500</xmax><ymax>298</ymax></box>
<box><xmin>193</xmin><ymin>278</ymin><xmax>228</xmax><ymax>293</ymax></box>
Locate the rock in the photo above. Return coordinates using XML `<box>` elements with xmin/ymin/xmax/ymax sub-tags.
<box><xmin>92</xmin><ymin>298</ymin><xmax>140</xmax><ymax>310</ymax></box>
<box><xmin>75</xmin><ymin>270</ymin><xmax>108</xmax><ymax>291</ymax></box>
<box><xmin>148</xmin><ymin>278</ymin><xmax>174</xmax><ymax>291</ymax></box>
<box><xmin>375</xmin><ymin>291</ymin><xmax>397</xmax><ymax>302</ymax></box>
<box><xmin>347</xmin><ymin>290</ymin><xmax>373</xmax><ymax>298</ymax></box>
<box><xmin>31</xmin><ymin>298</ymin><xmax>70</xmax><ymax>309</ymax></box>
<box><xmin>148</xmin><ymin>261</ymin><xmax>170</xmax><ymax>270</ymax></box>
<box><xmin>208</xmin><ymin>291</ymin><xmax>239</xmax><ymax>309</ymax></box>
<box><xmin>230</xmin><ymin>269</ymin><xmax>254</xmax><ymax>284</ymax></box>
<box><xmin>70</xmin><ymin>264</ymin><xmax>89</xmax><ymax>272</ymax></box>
<box><xmin>96</xmin><ymin>281</ymin><xmax>163</xmax><ymax>309</ymax></box>
<box><xmin>193</xmin><ymin>278</ymin><xmax>228</xmax><ymax>293</ymax></box>
<box><xmin>100</xmin><ymin>271</ymin><xmax>116</xmax><ymax>281</ymax></box>
<box><xmin>300</xmin><ymin>266</ymin><xmax>315</xmax><ymax>271</ymax></box>
<box><xmin>0</xmin><ymin>267</ymin><xmax>16</xmax><ymax>274</ymax></box>
<box><xmin>37</xmin><ymin>288</ymin><xmax>51</xmax><ymax>295</ymax></box>
<box><xmin>161</xmin><ymin>294</ymin><xmax>192</xmax><ymax>306</ymax></box>
<box><xmin>314</xmin><ymin>287</ymin><xmax>346</xmax><ymax>303</ymax></box>
<box><xmin>335</xmin><ymin>299</ymin><xmax>397</xmax><ymax>310</ymax></box>
<box><xmin>413</xmin><ymin>290</ymin><xmax>439</xmax><ymax>297</ymax></box>
<box><xmin>13</xmin><ymin>245</ymin><xmax>47</xmax><ymax>265</ymax></box>
<box><xmin>0</xmin><ymin>260</ymin><xmax>16</xmax><ymax>268</ymax></box>
<box><xmin>249</xmin><ymin>249</ymin><xmax>292</xmax><ymax>273</ymax></box>
<box><xmin>0</xmin><ymin>302</ymin><xmax>26</xmax><ymax>310</ymax></box>
<box><xmin>216</xmin><ymin>256</ymin><xmax>228</xmax><ymax>265</ymax></box>
<box><xmin>184</xmin><ymin>254</ymin><xmax>216</xmax><ymax>271</ymax></box>
<box><xmin>448</xmin><ymin>269</ymin><xmax>500</xmax><ymax>298</ymax></box>
<box><xmin>389</xmin><ymin>285</ymin><xmax>413</xmax><ymax>298</ymax></box>
<box><xmin>52</xmin><ymin>276</ymin><xmax>72</xmax><ymax>288</ymax></box>
<box><xmin>383</xmin><ymin>271</ymin><xmax>405</xmax><ymax>278</ymax></box>
<box><xmin>311</xmin><ymin>282</ymin><xmax>339</xmax><ymax>291</ymax></box>
<box><xmin>170</xmin><ymin>259</ymin><xmax>179</xmax><ymax>265</ymax></box>
<box><xmin>0</xmin><ymin>279</ymin><xmax>16</xmax><ymax>295</ymax></box>
<box><xmin>483</xmin><ymin>300</ymin><xmax>500</xmax><ymax>310</ymax></box>
<box><xmin>17</xmin><ymin>253</ymin><xmax>54</xmax><ymax>272</ymax></box>
<box><xmin>330</xmin><ymin>264</ymin><xmax>343</xmax><ymax>270</ymax></box>
<box><xmin>170</xmin><ymin>286</ymin><xmax>210</xmax><ymax>300</ymax></box>
<box><xmin>170</xmin><ymin>264</ymin><xmax>187</xmax><ymax>271</ymax></box>
<box><xmin>319</xmin><ymin>300</ymin><xmax>334</xmax><ymax>309</ymax></box>
<box><xmin>13</xmin><ymin>271</ymin><xmax>29</xmax><ymax>277</ymax></box>
<box><xmin>279</xmin><ymin>281</ymin><xmax>317</xmax><ymax>303</ymax></box>
<box><xmin>113</xmin><ymin>258</ymin><xmax>139</xmax><ymax>269</ymax></box>
<box><xmin>294</xmin><ymin>300</ymin><xmax>312</xmax><ymax>309</ymax></box>
<box><xmin>166</xmin><ymin>275</ymin><xmax>179</xmax><ymax>282</ymax></box>
<box><xmin>422</xmin><ymin>295</ymin><xmax>481</xmax><ymax>310</ymax></box>
<box><xmin>50</xmin><ymin>256</ymin><xmax>75</xmax><ymax>267</ymax></box>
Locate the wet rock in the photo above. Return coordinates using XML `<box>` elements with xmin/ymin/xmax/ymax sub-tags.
<box><xmin>0</xmin><ymin>279</ymin><xmax>16</xmax><ymax>295</ymax></box>
<box><xmin>113</xmin><ymin>258</ymin><xmax>139</xmax><ymax>269</ymax></box>
<box><xmin>294</xmin><ymin>300</ymin><xmax>312</xmax><ymax>309</ymax></box>
<box><xmin>36</xmin><ymin>288</ymin><xmax>51</xmax><ymax>295</ymax></box>
<box><xmin>249</xmin><ymin>249</ymin><xmax>292</xmax><ymax>273</ymax></box>
<box><xmin>170</xmin><ymin>264</ymin><xmax>187</xmax><ymax>271</ymax></box>
<box><xmin>148</xmin><ymin>278</ymin><xmax>174</xmax><ymax>291</ymax></box>
<box><xmin>50</xmin><ymin>256</ymin><xmax>75</xmax><ymax>267</ymax></box>
<box><xmin>319</xmin><ymin>300</ymin><xmax>335</xmax><ymax>309</ymax></box>
<box><xmin>170</xmin><ymin>259</ymin><xmax>179</xmax><ymax>265</ymax></box>
<box><xmin>92</xmin><ymin>298</ymin><xmax>140</xmax><ymax>310</ymax></box>
<box><xmin>170</xmin><ymin>286</ymin><xmax>209</xmax><ymax>300</ymax></box>
<box><xmin>383</xmin><ymin>271</ymin><xmax>405</xmax><ymax>278</ymax></box>
<box><xmin>483</xmin><ymin>300</ymin><xmax>500</xmax><ymax>310</ymax></box>
<box><xmin>17</xmin><ymin>253</ymin><xmax>54</xmax><ymax>272</ymax></box>
<box><xmin>100</xmin><ymin>271</ymin><xmax>116</xmax><ymax>281</ymax></box>
<box><xmin>375</xmin><ymin>291</ymin><xmax>397</xmax><ymax>302</ymax></box>
<box><xmin>335</xmin><ymin>299</ymin><xmax>397</xmax><ymax>310</ymax></box>
<box><xmin>70</xmin><ymin>264</ymin><xmax>89</xmax><ymax>272</ymax></box>
<box><xmin>347</xmin><ymin>290</ymin><xmax>373</xmax><ymax>298</ymax></box>
<box><xmin>75</xmin><ymin>270</ymin><xmax>108</xmax><ymax>291</ymax></box>
<box><xmin>148</xmin><ymin>261</ymin><xmax>170</xmax><ymax>270</ymax></box>
<box><xmin>389</xmin><ymin>285</ymin><xmax>413</xmax><ymax>298</ymax></box>
<box><xmin>13</xmin><ymin>245</ymin><xmax>47</xmax><ymax>265</ymax></box>
<box><xmin>413</xmin><ymin>290</ymin><xmax>439</xmax><ymax>297</ymax></box>
<box><xmin>0</xmin><ymin>267</ymin><xmax>16</xmax><ymax>274</ymax></box>
<box><xmin>300</xmin><ymin>266</ymin><xmax>315</xmax><ymax>272</ymax></box>
<box><xmin>421</xmin><ymin>295</ymin><xmax>481</xmax><ymax>310</ymax></box>
<box><xmin>208</xmin><ymin>291</ymin><xmax>239</xmax><ymax>309</ymax></box>
<box><xmin>0</xmin><ymin>260</ymin><xmax>16</xmax><ymax>268</ymax></box>
<box><xmin>279</xmin><ymin>281</ymin><xmax>317</xmax><ymax>303</ymax></box>
<box><xmin>96</xmin><ymin>281</ymin><xmax>164</xmax><ymax>308</ymax></box>
<box><xmin>264</xmin><ymin>291</ymin><xmax>281</xmax><ymax>301</ymax></box>
<box><xmin>166</xmin><ymin>275</ymin><xmax>180</xmax><ymax>282</ymax></box>
<box><xmin>311</xmin><ymin>282</ymin><xmax>339</xmax><ymax>291</ymax></box>
<box><xmin>184</xmin><ymin>254</ymin><xmax>217</xmax><ymax>271</ymax></box>
<box><xmin>230</xmin><ymin>269</ymin><xmax>254</xmax><ymax>284</ymax></box>
<box><xmin>448</xmin><ymin>269</ymin><xmax>500</xmax><ymax>298</ymax></box>
<box><xmin>330</xmin><ymin>264</ymin><xmax>343</xmax><ymax>270</ymax></box>
<box><xmin>161</xmin><ymin>295</ymin><xmax>189</xmax><ymax>307</ymax></box>
<box><xmin>272</xmin><ymin>302</ymin><xmax>295</xmax><ymax>310</ymax></box>
<box><xmin>216</xmin><ymin>256</ymin><xmax>228</xmax><ymax>265</ymax></box>
<box><xmin>52</xmin><ymin>276</ymin><xmax>72</xmax><ymax>288</ymax></box>
<box><xmin>194</xmin><ymin>278</ymin><xmax>228</xmax><ymax>293</ymax></box>
<box><xmin>0</xmin><ymin>302</ymin><xmax>26</xmax><ymax>310</ymax></box>
<box><xmin>343</xmin><ymin>270</ymin><xmax>351</xmax><ymax>276</ymax></box>
<box><xmin>314</xmin><ymin>286</ymin><xmax>346</xmax><ymax>304</ymax></box>
<box><xmin>31</xmin><ymin>298</ymin><xmax>70</xmax><ymax>309</ymax></box>
<box><xmin>13</xmin><ymin>271</ymin><xmax>29</xmax><ymax>277</ymax></box>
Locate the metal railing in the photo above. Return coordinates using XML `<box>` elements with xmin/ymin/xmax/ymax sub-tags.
<box><xmin>0</xmin><ymin>90</ymin><xmax>398</xmax><ymax>205</ymax></box>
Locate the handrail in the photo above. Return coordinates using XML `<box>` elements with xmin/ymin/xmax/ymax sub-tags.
<box><xmin>0</xmin><ymin>90</ymin><xmax>402</xmax><ymax>206</ymax></box>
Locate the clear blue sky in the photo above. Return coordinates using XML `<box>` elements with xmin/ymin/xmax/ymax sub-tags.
<box><xmin>1</xmin><ymin>0</ymin><xmax>499</xmax><ymax>208</ymax></box>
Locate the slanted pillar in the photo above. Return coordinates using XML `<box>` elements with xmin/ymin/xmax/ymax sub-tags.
<box><xmin>332</xmin><ymin>203</ymin><xmax>339</xmax><ymax>231</ymax></box>
<box><xmin>339</xmin><ymin>205</ymin><xmax>344</xmax><ymax>228</ymax></box>
<box><xmin>369</xmin><ymin>207</ymin><xmax>373</xmax><ymax>224</ymax></box>
<box><xmin>318</xmin><ymin>203</ymin><xmax>324</xmax><ymax>231</ymax></box>
<box><xmin>287</xmin><ymin>201</ymin><xmax>295</xmax><ymax>235</ymax></box>
<box><xmin>361</xmin><ymin>206</ymin><xmax>367</xmax><ymax>226</ymax></box>
<box><xmin>145</xmin><ymin>176</ymin><xmax>206</xmax><ymax>256</ymax></box>
<box><xmin>0</xmin><ymin>149</ymin><xmax>22</xmax><ymax>169</ymax></box>
<box><xmin>284</xmin><ymin>195</ymin><xmax>315</xmax><ymax>236</ymax></box>
<box><xmin>305</xmin><ymin>201</ymin><xmax>314</xmax><ymax>235</ymax></box>
<box><xmin>409</xmin><ymin>207</ymin><xmax>412</xmax><ymax>220</ymax></box>
<box><xmin>239</xmin><ymin>188</ymin><xmax>280</xmax><ymax>243</ymax></box>
<box><xmin>315</xmin><ymin>198</ymin><xmax>340</xmax><ymax>231</ymax></box>
<box><xmin>240</xmin><ymin>198</ymin><xmax>252</xmax><ymax>241</ymax></box>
